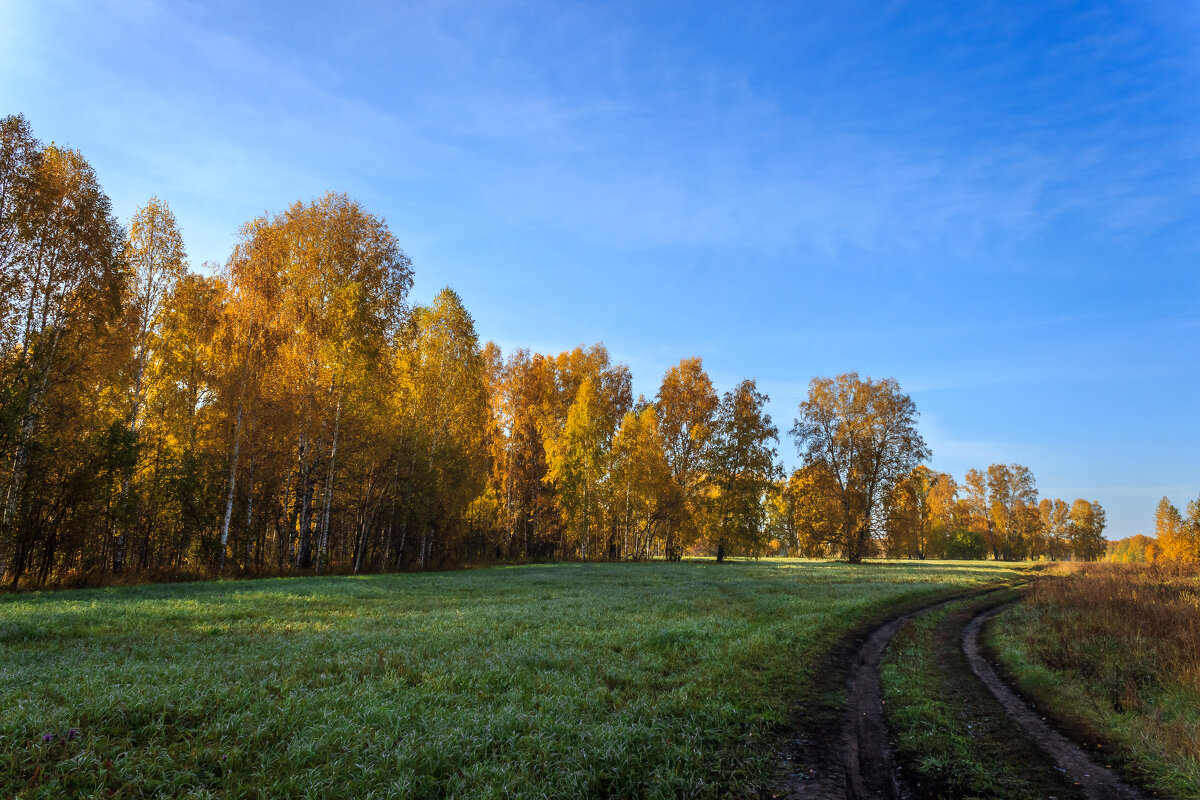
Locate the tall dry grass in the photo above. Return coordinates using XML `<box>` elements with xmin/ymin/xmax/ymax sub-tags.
<box><xmin>1021</xmin><ymin>561</ymin><xmax>1200</xmax><ymax>761</ymax></box>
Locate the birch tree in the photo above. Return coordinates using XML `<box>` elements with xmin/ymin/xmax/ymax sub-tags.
<box><xmin>706</xmin><ymin>379</ymin><xmax>779</xmax><ymax>562</ymax></box>
<box><xmin>112</xmin><ymin>198</ymin><xmax>187</xmax><ymax>572</ymax></box>
<box><xmin>656</xmin><ymin>357</ymin><xmax>718</xmax><ymax>559</ymax></box>
<box><xmin>791</xmin><ymin>373</ymin><xmax>929</xmax><ymax>564</ymax></box>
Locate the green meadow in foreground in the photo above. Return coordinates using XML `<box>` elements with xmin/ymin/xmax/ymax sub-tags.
<box><xmin>1</xmin><ymin>560</ymin><xmax>1023</xmax><ymax>799</ymax></box>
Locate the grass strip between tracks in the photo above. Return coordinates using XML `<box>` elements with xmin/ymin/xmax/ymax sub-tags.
<box><xmin>881</xmin><ymin>588</ymin><xmax>1089</xmax><ymax>800</ymax></box>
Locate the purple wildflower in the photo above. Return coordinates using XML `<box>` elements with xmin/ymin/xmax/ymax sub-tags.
<box><xmin>41</xmin><ymin>733</ymin><xmax>53</xmax><ymax>743</ymax></box>
<box><xmin>67</xmin><ymin>728</ymin><xmax>80</xmax><ymax>740</ymax></box>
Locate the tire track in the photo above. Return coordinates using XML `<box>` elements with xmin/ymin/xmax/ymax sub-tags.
<box><xmin>773</xmin><ymin>584</ymin><xmax>1013</xmax><ymax>800</ymax></box>
<box><xmin>773</xmin><ymin>581</ymin><xmax>1156</xmax><ymax>800</ymax></box>
<box><xmin>962</xmin><ymin>605</ymin><xmax>1151</xmax><ymax>800</ymax></box>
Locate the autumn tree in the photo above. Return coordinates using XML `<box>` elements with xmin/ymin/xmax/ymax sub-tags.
<box><xmin>656</xmin><ymin>357</ymin><xmax>718</xmax><ymax>559</ymax></box>
<box><xmin>764</xmin><ymin>483</ymin><xmax>797</xmax><ymax>556</ymax></box>
<box><xmin>885</xmin><ymin>466</ymin><xmax>954</xmax><ymax>559</ymax></box>
<box><xmin>111</xmin><ymin>197</ymin><xmax>188</xmax><ymax>572</ymax></box>
<box><xmin>1155</xmin><ymin>496</ymin><xmax>1198</xmax><ymax>563</ymax></box>
<box><xmin>0</xmin><ymin>117</ymin><xmax>124</xmax><ymax>585</ymax></box>
<box><xmin>138</xmin><ymin>272</ymin><xmax>225</xmax><ymax>569</ymax></box>
<box><xmin>984</xmin><ymin>464</ymin><xmax>1038</xmax><ymax>560</ymax></box>
<box><xmin>1184</xmin><ymin>497</ymin><xmax>1200</xmax><ymax>562</ymax></box>
<box><xmin>961</xmin><ymin>468</ymin><xmax>993</xmax><ymax>557</ymax></box>
<box><xmin>791</xmin><ymin>373</ymin><xmax>929</xmax><ymax>563</ymax></box>
<box><xmin>705</xmin><ymin>379</ymin><xmax>779</xmax><ymax>562</ymax></box>
<box><xmin>607</xmin><ymin>406</ymin><xmax>676</xmax><ymax>560</ymax></box>
<box><xmin>534</xmin><ymin>344</ymin><xmax>631</xmax><ymax>560</ymax></box>
<box><xmin>1069</xmin><ymin>499</ymin><xmax>1107</xmax><ymax>561</ymax></box>
<box><xmin>486</xmin><ymin>348</ymin><xmax>556</xmax><ymax>559</ymax></box>
<box><xmin>545</xmin><ymin>375</ymin><xmax>609</xmax><ymax>560</ymax></box>
<box><xmin>1109</xmin><ymin>534</ymin><xmax>1158</xmax><ymax>563</ymax></box>
<box><xmin>393</xmin><ymin>288</ymin><xmax>490</xmax><ymax>568</ymax></box>
<box><xmin>1038</xmin><ymin>498</ymin><xmax>1072</xmax><ymax>561</ymax></box>
<box><xmin>786</xmin><ymin>464</ymin><xmax>845</xmax><ymax>557</ymax></box>
<box><xmin>221</xmin><ymin>193</ymin><xmax>412</xmax><ymax>571</ymax></box>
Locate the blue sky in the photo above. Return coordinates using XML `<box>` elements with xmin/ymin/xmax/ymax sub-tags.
<box><xmin>3</xmin><ymin>0</ymin><xmax>1197</xmax><ymax>538</ymax></box>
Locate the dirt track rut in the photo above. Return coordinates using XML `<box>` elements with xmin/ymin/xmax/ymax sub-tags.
<box><xmin>772</xmin><ymin>585</ymin><xmax>1155</xmax><ymax>800</ymax></box>
<box><xmin>772</xmin><ymin>589</ymin><xmax>995</xmax><ymax>799</ymax></box>
<box><xmin>963</xmin><ymin>605</ymin><xmax>1150</xmax><ymax>800</ymax></box>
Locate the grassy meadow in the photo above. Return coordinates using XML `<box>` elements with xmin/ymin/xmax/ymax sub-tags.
<box><xmin>989</xmin><ymin>562</ymin><xmax>1200</xmax><ymax>799</ymax></box>
<box><xmin>0</xmin><ymin>559</ymin><xmax>1023</xmax><ymax>799</ymax></box>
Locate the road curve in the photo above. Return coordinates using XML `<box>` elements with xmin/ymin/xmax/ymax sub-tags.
<box><xmin>774</xmin><ymin>586</ymin><xmax>1011</xmax><ymax>800</ymax></box>
<box><xmin>962</xmin><ymin>605</ymin><xmax>1151</xmax><ymax>800</ymax></box>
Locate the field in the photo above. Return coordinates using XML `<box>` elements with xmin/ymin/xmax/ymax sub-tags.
<box><xmin>0</xmin><ymin>559</ymin><xmax>1024</xmax><ymax>799</ymax></box>
<box><xmin>989</xmin><ymin>563</ymin><xmax>1200</xmax><ymax>800</ymax></box>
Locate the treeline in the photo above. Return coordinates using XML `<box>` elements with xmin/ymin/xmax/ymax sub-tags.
<box><xmin>1107</xmin><ymin>497</ymin><xmax>1200</xmax><ymax>563</ymax></box>
<box><xmin>778</xmin><ymin>462</ymin><xmax>1108</xmax><ymax>562</ymax></box>
<box><xmin>0</xmin><ymin>113</ymin><xmax>784</xmax><ymax>586</ymax></box>
<box><xmin>0</xmin><ymin>114</ymin><xmax>1106</xmax><ymax>587</ymax></box>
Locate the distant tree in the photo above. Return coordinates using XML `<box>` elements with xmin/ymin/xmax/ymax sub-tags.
<box><xmin>706</xmin><ymin>379</ymin><xmax>779</xmax><ymax>562</ymax></box>
<box><xmin>787</xmin><ymin>464</ymin><xmax>846</xmax><ymax>558</ymax></box>
<box><xmin>885</xmin><ymin>466</ymin><xmax>956</xmax><ymax>559</ymax></box>
<box><xmin>1186</xmin><ymin>496</ymin><xmax>1200</xmax><ymax>562</ymax></box>
<box><xmin>941</xmin><ymin>510</ymin><xmax>988</xmax><ymax>559</ymax></box>
<box><xmin>1155</xmin><ymin>495</ymin><xmax>1199</xmax><ymax>563</ymax></box>
<box><xmin>1038</xmin><ymin>498</ymin><xmax>1072</xmax><ymax>561</ymax></box>
<box><xmin>791</xmin><ymin>373</ymin><xmax>929</xmax><ymax>563</ymax></box>
<box><xmin>1108</xmin><ymin>534</ymin><xmax>1158</xmax><ymax>563</ymax></box>
<box><xmin>655</xmin><ymin>357</ymin><xmax>718</xmax><ymax>559</ymax></box>
<box><xmin>764</xmin><ymin>483</ymin><xmax>797</xmax><ymax>556</ymax></box>
<box><xmin>961</xmin><ymin>468</ymin><xmax>993</xmax><ymax>557</ymax></box>
<box><xmin>985</xmin><ymin>464</ymin><xmax>1038</xmax><ymax>560</ymax></box>
<box><xmin>607</xmin><ymin>406</ymin><xmax>676</xmax><ymax>560</ymax></box>
<box><xmin>1069</xmin><ymin>499</ymin><xmax>1107</xmax><ymax>561</ymax></box>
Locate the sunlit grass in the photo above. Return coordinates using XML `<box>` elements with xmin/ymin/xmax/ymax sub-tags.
<box><xmin>2</xmin><ymin>559</ymin><xmax>1023</xmax><ymax>799</ymax></box>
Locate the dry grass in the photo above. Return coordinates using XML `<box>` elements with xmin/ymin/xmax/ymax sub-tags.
<box><xmin>1027</xmin><ymin>563</ymin><xmax>1200</xmax><ymax>715</ymax></box>
<box><xmin>991</xmin><ymin>562</ymin><xmax>1200</xmax><ymax>798</ymax></box>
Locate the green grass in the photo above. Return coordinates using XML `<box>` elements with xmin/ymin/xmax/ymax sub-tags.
<box><xmin>880</xmin><ymin>590</ymin><xmax>1084</xmax><ymax>800</ymax></box>
<box><xmin>988</xmin><ymin>565</ymin><xmax>1200</xmax><ymax>800</ymax></box>
<box><xmin>1</xmin><ymin>559</ymin><xmax>1022</xmax><ymax>799</ymax></box>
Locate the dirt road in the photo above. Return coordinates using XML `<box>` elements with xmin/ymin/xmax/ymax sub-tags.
<box><xmin>770</xmin><ymin>584</ymin><xmax>1154</xmax><ymax>800</ymax></box>
<box><xmin>963</xmin><ymin>605</ymin><xmax>1149</xmax><ymax>800</ymax></box>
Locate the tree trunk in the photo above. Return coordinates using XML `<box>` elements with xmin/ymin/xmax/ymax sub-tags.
<box><xmin>217</xmin><ymin>400</ymin><xmax>244</xmax><ymax>572</ymax></box>
<box><xmin>1</xmin><ymin>325</ymin><xmax>63</xmax><ymax>580</ymax></box>
<box><xmin>295</xmin><ymin>433</ymin><xmax>316</xmax><ymax>570</ymax></box>
<box><xmin>242</xmin><ymin>459</ymin><xmax>255</xmax><ymax>570</ymax></box>
<box><xmin>315</xmin><ymin>394</ymin><xmax>342</xmax><ymax>575</ymax></box>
